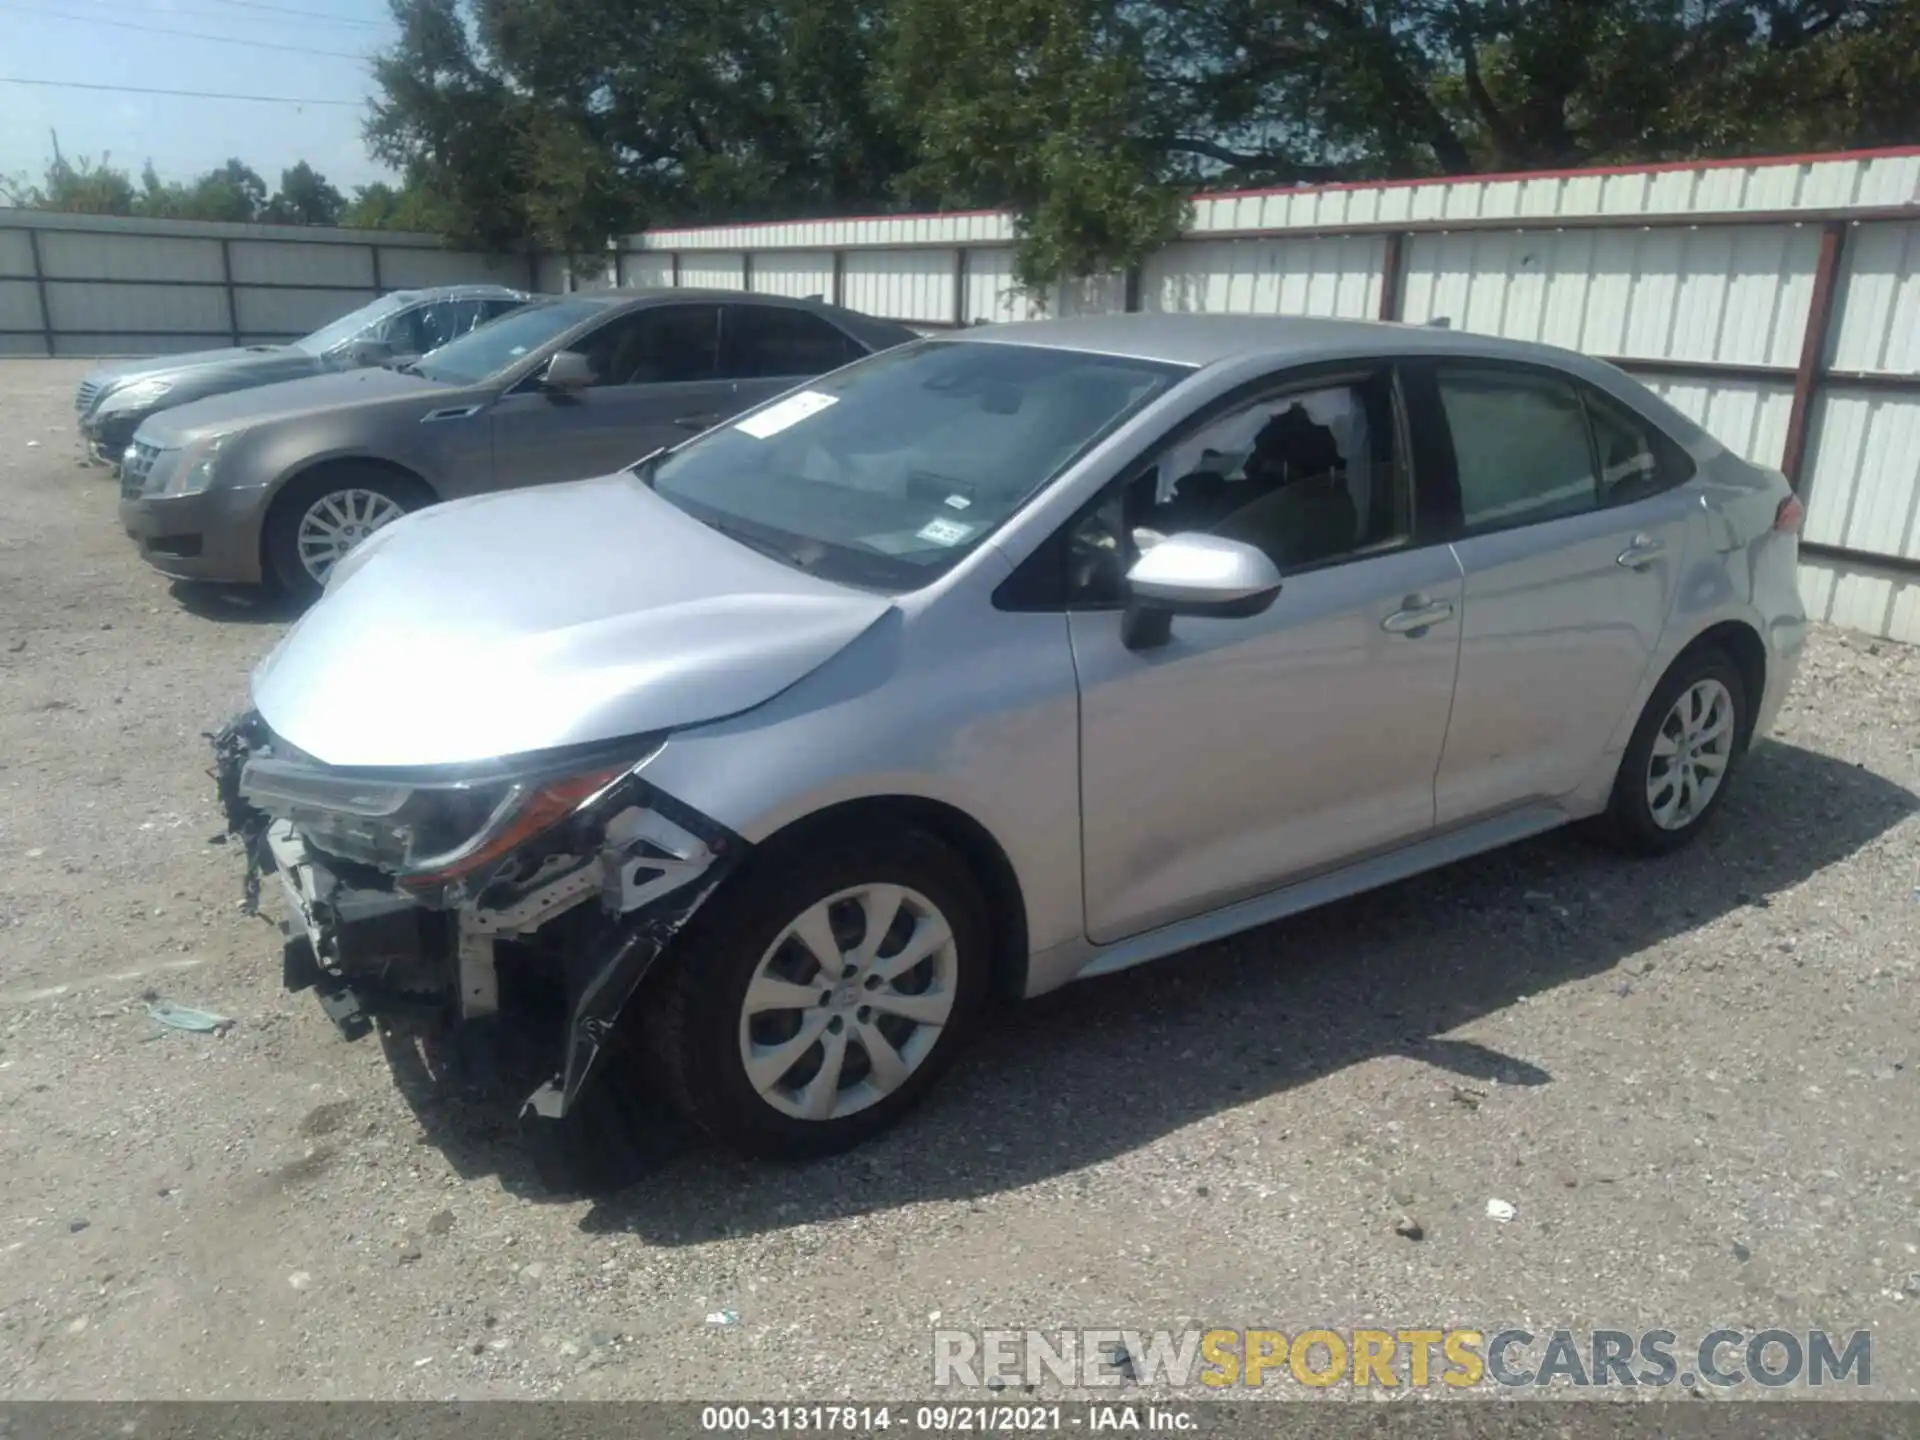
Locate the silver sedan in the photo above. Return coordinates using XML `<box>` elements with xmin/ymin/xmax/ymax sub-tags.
<box><xmin>212</xmin><ymin>314</ymin><xmax>1807</xmax><ymax>1188</ymax></box>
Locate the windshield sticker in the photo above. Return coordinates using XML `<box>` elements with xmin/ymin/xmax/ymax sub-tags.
<box><xmin>916</xmin><ymin>517</ymin><xmax>975</xmax><ymax>547</ymax></box>
<box><xmin>943</xmin><ymin>493</ymin><xmax>972</xmax><ymax>511</ymax></box>
<box><xmin>735</xmin><ymin>389</ymin><xmax>839</xmax><ymax>439</ymax></box>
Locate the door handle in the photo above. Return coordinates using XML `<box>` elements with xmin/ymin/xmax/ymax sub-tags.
<box><xmin>1381</xmin><ymin>599</ymin><xmax>1456</xmax><ymax>635</ymax></box>
<box><xmin>1617</xmin><ymin>534</ymin><xmax>1665</xmax><ymax>570</ymax></box>
<box><xmin>674</xmin><ymin>412</ymin><xmax>723</xmax><ymax>432</ymax></box>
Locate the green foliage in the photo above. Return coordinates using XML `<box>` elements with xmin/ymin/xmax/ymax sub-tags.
<box><xmin>9</xmin><ymin>146</ymin><xmax>386</xmax><ymax>229</ymax></box>
<box><xmin>264</xmin><ymin>162</ymin><xmax>347</xmax><ymax>227</ymax></box>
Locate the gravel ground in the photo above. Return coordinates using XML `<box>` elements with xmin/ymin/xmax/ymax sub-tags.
<box><xmin>2</xmin><ymin>357</ymin><xmax>1919</xmax><ymax>1403</ymax></box>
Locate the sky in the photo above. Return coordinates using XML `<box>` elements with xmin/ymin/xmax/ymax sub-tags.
<box><xmin>0</xmin><ymin>0</ymin><xmax>398</xmax><ymax>197</ymax></box>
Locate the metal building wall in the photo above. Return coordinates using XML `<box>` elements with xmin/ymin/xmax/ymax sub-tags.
<box><xmin>0</xmin><ymin>208</ymin><xmax>539</xmax><ymax>357</ymax></box>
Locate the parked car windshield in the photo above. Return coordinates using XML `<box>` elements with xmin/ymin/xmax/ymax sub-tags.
<box><xmin>409</xmin><ymin>297</ymin><xmax>607</xmax><ymax>387</ymax></box>
<box><xmin>648</xmin><ymin>339</ymin><xmax>1189</xmax><ymax>591</ymax></box>
<box><xmin>294</xmin><ymin>294</ymin><xmax>412</xmax><ymax>357</ymax></box>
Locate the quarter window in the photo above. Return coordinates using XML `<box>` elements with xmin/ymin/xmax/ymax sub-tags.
<box><xmin>1437</xmin><ymin>368</ymin><xmax>1598</xmax><ymax>531</ymax></box>
<box><xmin>1584</xmin><ymin>389</ymin><xmax>1687</xmax><ymax>505</ymax></box>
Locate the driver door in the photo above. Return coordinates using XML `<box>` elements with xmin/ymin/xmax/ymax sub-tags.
<box><xmin>489</xmin><ymin>303</ymin><xmax>741</xmax><ymax>486</ymax></box>
<box><xmin>1065</xmin><ymin>366</ymin><xmax>1464</xmax><ymax>943</ymax></box>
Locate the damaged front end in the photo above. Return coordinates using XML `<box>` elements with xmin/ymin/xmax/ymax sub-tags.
<box><xmin>208</xmin><ymin>711</ymin><xmax>742</xmax><ymax>1190</ymax></box>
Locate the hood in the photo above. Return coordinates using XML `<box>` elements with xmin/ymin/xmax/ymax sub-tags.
<box><xmin>87</xmin><ymin>344</ymin><xmax>300</xmax><ymax>389</ymax></box>
<box><xmin>250</xmin><ymin>474</ymin><xmax>895</xmax><ymax>768</ymax></box>
<box><xmin>93</xmin><ymin>348</ymin><xmax>325</xmax><ymax>410</ymax></box>
<box><xmin>136</xmin><ymin>366</ymin><xmax>449</xmax><ymax>446</ymax></box>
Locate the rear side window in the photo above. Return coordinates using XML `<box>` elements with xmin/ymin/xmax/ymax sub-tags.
<box><xmin>1583</xmin><ymin>388</ymin><xmax>1694</xmax><ymax>506</ymax></box>
<box><xmin>723</xmin><ymin>304</ymin><xmax>863</xmax><ymax>379</ymax></box>
<box><xmin>1437</xmin><ymin>367</ymin><xmax>1598</xmax><ymax>531</ymax></box>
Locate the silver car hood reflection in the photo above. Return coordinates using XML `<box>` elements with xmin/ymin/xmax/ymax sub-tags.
<box><xmin>251</xmin><ymin>474</ymin><xmax>896</xmax><ymax>768</ymax></box>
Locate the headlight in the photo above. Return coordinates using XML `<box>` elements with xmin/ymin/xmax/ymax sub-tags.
<box><xmin>97</xmin><ymin>377</ymin><xmax>173</xmax><ymax>413</ymax></box>
<box><xmin>145</xmin><ymin>432</ymin><xmax>230</xmax><ymax>497</ymax></box>
<box><xmin>239</xmin><ymin>745</ymin><xmax>655</xmax><ymax>888</ymax></box>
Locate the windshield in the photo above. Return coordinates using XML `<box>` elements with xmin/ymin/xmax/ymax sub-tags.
<box><xmin>648</xmin><ymin>340</ymin><xmax>1189</xmax><ymax>591</ymax></box>
<box><xmin>294</xmin><ymin>293</ymin><xmax>414</xmax><ymax>356</ymax></box>
<box><xmin>409</xmin><ymin>297</ymin><xmax>605</xmax><ymax>387</ymax></box>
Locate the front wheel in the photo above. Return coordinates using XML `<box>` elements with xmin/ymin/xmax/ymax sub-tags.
<box><xmin>263</xmin><ymin>467</ymin><xmax>429</xmax><ymax>601</ymax></box>
<box><xmin>1594</xmin><ymin>647</ymin><xmax>1748</xmax><ymax>855</ymax></box>
<box><xmin>643</xmin><ymin>830</ymin><xmax>990</xmax><ymax>1159</ymax></box>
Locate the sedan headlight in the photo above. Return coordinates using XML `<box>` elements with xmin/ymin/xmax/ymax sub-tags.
<box><xmin>144</xmin><ymin>432</ymin><xmax>230</xmax><ymax>497</ymax></box>
<box><xmin>97</xmin><ymin>377</ymin><xmax>174</xmax><ymax>413</ymax></box>
<box><xmin>239</xmin><ymin>744</ymin><xmax>655</xmax><ymax>889</ymax></box>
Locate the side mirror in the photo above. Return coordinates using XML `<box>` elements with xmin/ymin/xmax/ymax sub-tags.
<box><xmin>1121</xmin><ymin>532</ymin><xmax>1282</xmax><ymax>651</ymax></box>
<box><xmin>540</xmin><ymin>350</ymin><xmax>595</xmax><ymax>393</ymax></box>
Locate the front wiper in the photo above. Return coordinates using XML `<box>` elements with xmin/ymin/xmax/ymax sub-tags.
<box><xmin>703</xmin><ymin>517</ymin><xmax>818</xmax><ymax>573</ymax></box>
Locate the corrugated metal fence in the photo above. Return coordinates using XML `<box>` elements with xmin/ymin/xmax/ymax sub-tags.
<box><xmin>0</xmin><ymin>208</ymin><xmax>543</xmax><ymax>357</ymax></box>
<box><xmin>622</xmin><ymin>146</ymin><xmax>1920</xmax><ymax>644</ymax></box>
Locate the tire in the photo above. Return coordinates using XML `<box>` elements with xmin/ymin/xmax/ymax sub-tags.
<box><xmin>1591</xmin><ymin>646</ymin><xmax>1748</xmax><ymax>856</ymax></box>
<box><xmin>263</xmin><ymin>466</ymin><xmax>431</xmax><ymax>602</ymax></box>
<box><xmin>643</xmin><ymin>828</ymin><xmax>991</xmax><ymax>1160</ymax></box>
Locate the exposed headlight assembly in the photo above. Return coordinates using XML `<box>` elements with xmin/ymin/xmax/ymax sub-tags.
<box><xmin>144</xmin><ymin>432</ymin><xmax>230</xmax><ymax>497</ymax></box>
<box><xmin>239</xmin><ymin>741</ymin><xmax>660</xmax><ymax>891</ymax></box>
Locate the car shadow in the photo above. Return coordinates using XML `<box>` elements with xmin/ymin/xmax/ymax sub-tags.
<box><xmin>168</xmin><ymin>580</ymin><xmax>304</xmax><ymax>624</ymax></box>
<box><xmin>374</xmin><ymin>739</ymin><xmax>1917</xmax><ymax>1228</ymax></box>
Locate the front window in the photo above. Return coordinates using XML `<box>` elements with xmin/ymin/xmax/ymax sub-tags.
<box><xmin>647</xmin><ymin>340</ymin><xmax>1188</xmax><ymax>591</ymax></box>
<box><xmin>294</xmin><ymin>293</ymin><xmax>411</xmax><ymax>356</ymax></box>
<box><xmin>409</xmin><ymin>297</ymin><xmax>607</xmax><ymax>386</ymax></box>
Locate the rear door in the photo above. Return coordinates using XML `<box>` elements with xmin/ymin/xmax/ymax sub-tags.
<box><xmin>488</xmin><ymin>303</ymin><xmax>738</xmax><ymax>484</ymax></box>
<box><xmin>720</xmin><ymin>301</ymin><xmax>867</xmax><ymax>402</ymax></box>
<box><xmin>1418</xmin><ymin>361</ymin><xmax>1704</xmax><ymax>826</ymax></box>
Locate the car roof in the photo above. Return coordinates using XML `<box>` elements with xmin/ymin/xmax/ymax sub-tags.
<box><xmin>534</xmin><ymin>287</ymin><xmax>920</xmax><ymax>347</ymax></box>
<box><xmin>948</xmin><ymin>312</ymin><xmax>1597</xmax><ymax>372</ymax></box>
<box><xmin>384</xmin><ymin>283</ymin><xmax>530</xmax><ymax>303</ymax></box>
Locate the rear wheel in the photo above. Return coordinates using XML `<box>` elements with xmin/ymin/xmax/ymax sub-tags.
<box><xmin>643</xmin><ymin>829</ymin><xmax>989</xmax><ymax>1159</ymax></box>
<box><xmin>1593</xmin><ymin>647</ymin><xmax>1748</xmax><ymax>855</ymax></box>
<box><xmin>263</xmin><ymin>466</ymin><xmax>430</xmax><ymax>601</ymax></box>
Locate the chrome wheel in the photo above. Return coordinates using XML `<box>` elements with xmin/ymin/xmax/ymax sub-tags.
<box><xmin>1646</xmin><ymin>677</ymin><xmax>1734</xmax><ymax>831</ymax></box>
<box><xmin>296</xmin><ymin>487</ymin><xmax>406</xmax><ymax>585</ymax></box>
<box><xmin>738</xmin><ymin>883</ymin><xmax>959</xmax><ymax>1122</ymax></box>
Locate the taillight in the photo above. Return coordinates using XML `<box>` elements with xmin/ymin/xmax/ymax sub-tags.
<box><xmin>1775</xmin><ymin>494</ymin><xmax>1805</xmax><ymax>534</ymax></box>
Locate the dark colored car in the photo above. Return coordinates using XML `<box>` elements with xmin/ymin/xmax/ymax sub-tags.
<box><xmin>120</xmin><ymin>290</ymin><xmax>919</xmax><ymax>599</ymax></box>
<box><xmin>74</xmin><ymin>285</ymin><xmax>529</xmax><ymax>464</ymax></box>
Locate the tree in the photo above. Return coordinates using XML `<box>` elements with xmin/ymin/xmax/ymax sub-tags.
<box><xmin>5</xmin><ymin>139</ymin><xmax>138</xmax><ymax>214</ymax></box>
<box><xmin>180</xmin><ymin>159</ymin><xmax>271</xmax><ymax>223</ymax></box>
<box><xmin>883</xmin><ymin>0</ymin><xmax>1188</xmax><ymax>286</ymax></box>
<box><xmin>340</xmin><ymin>180</ymin><xmax>445</xmax><ymax>230</ymax></box>
<box><xmin>265</xmin><ymin>162</ymin><xmax>347</xmax><ymax>226</ymax></box>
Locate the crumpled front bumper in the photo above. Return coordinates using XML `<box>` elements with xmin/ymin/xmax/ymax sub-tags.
<box><xmin>210</xmin><ymin>711</ymin><xmax>746</xmax><ymax>1191</ymax></box>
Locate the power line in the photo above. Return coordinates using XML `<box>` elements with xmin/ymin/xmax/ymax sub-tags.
<box><xmin>77</xmin><ymin>0</ymin><xmax>385</xmax><ymax>28</ymax></box>
<box><xmin>0</xmin><ymin>76</ymin><xmax>363</xmax><ymax>106</ymax></box>
<box><xmin>205</xmin><ymin>0</ymin><xmax>383</xmax><ymax>26</ymax></box>
<box><xmin>12</xmin><ymin>4</ymin><xmax>371</xmax><ymax>59</ymax></box>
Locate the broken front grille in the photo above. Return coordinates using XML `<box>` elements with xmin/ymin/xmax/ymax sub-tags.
<box><xmin>75</xmin><ymin>378</ymin><xmax>104</xmax><ymax>414</ymax></box>
<box><xmin>120</xmin><ymin>441</ymin><xmax>160</xmax><ymax>499</ymax></box>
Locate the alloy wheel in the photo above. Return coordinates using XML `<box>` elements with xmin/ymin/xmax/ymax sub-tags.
<box><xmin>1646</xmin><ymin>677</ymin><xmax>1735</xmax><ymax>831</ymax></box>
<box><xmin>737</xmin><ymin>883</ymin><xmax>959</xmax><ymax>1122</ymax></box>
<box><xmin>296</xmin><ymin>487</ymin><xmax>406</xmax><ymax>585</ymax></box>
